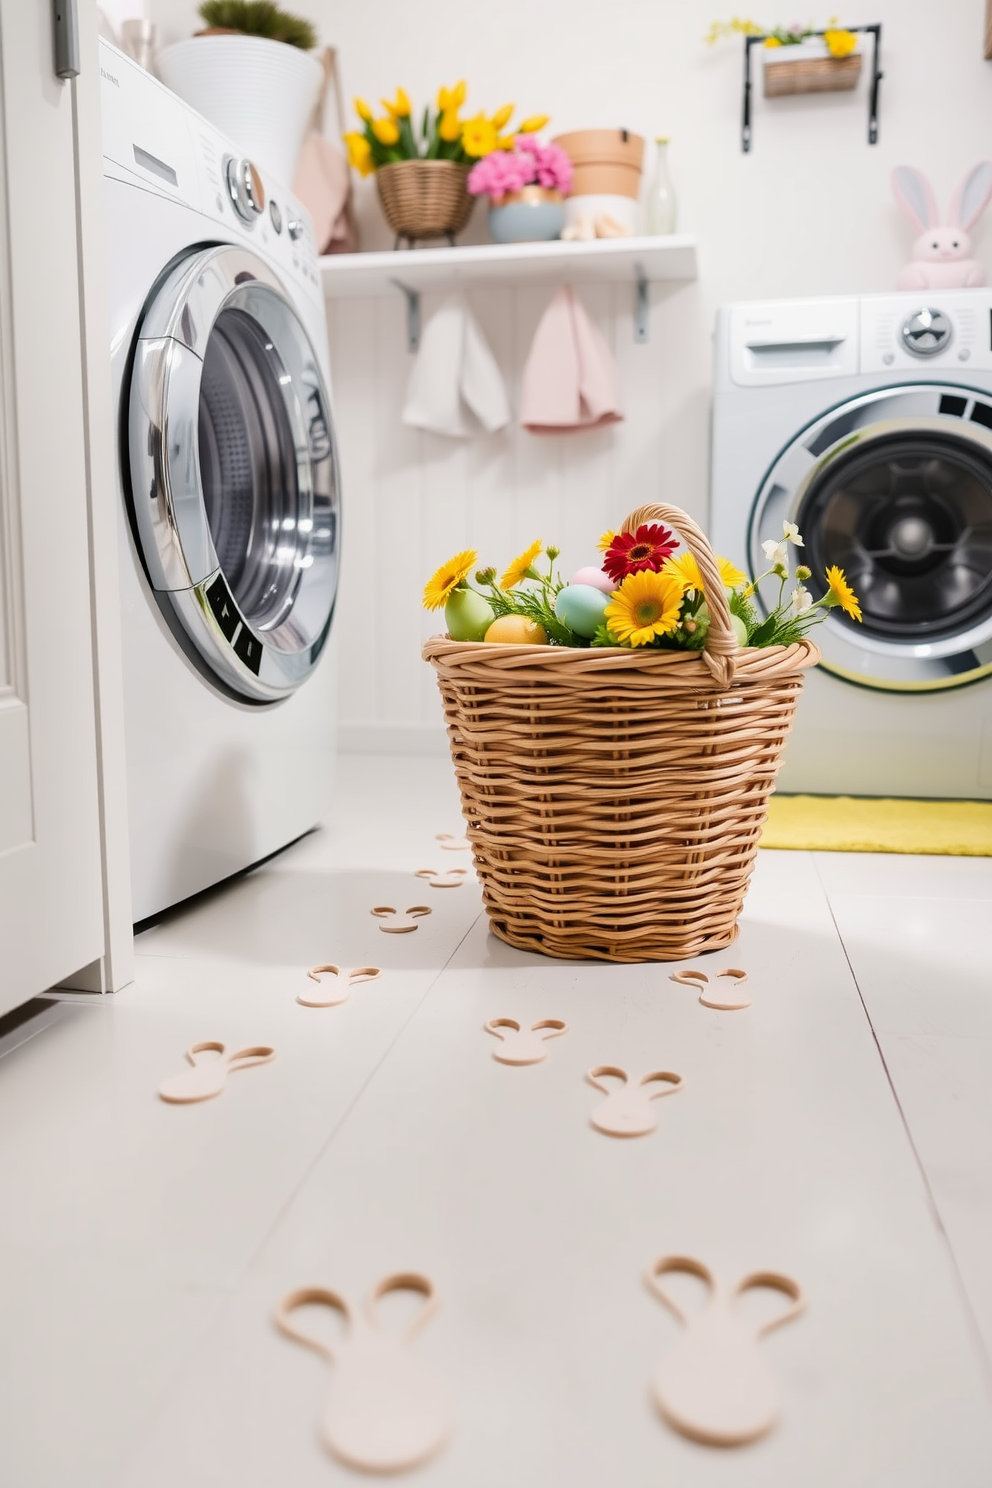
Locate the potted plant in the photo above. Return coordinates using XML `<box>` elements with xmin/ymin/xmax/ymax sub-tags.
<box><xmin>467</xmin><ymin>137</ymin><xmax>572</xmax><ymax>243</ymax></box>
<box><xmin>706</xmin><ymin>17</ymin><xmax>862</xmax><ymax>95</ymax></box>
<box><xmin>344</xmin><ymin>85</ymin><xmax>551</xmax><ymax>247</ymax></box>
<box><xmin>157</xmin><ymin>2</ymin><xmax>324</xmax><ymax>186</ymax></box>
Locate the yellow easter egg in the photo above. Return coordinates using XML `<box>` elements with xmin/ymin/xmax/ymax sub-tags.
<box><xmin>484</xmin><ymin>615</ymin><xmax>548</xmax><ymax>645</ymax></box>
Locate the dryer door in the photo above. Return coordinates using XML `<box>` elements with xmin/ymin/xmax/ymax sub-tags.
<box><xmin>749</xmin><ymin>384</ymin><xmax>992</xmax><ymax>691</ymax></box>
<box><xmin>129</xmin><ymin>244</ymin><xmax>340</xmax><ymax>701</ymax></box>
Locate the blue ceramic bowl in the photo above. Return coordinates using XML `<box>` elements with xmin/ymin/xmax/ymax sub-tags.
<box><xmin>488</xmin><ymin>200</ymin><xmax>565</xmax><ymax>244</ymax></box>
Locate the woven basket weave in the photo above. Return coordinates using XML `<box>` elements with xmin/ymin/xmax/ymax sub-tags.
<box><xmin>763</xmin><ymin>52</ymin><xmax>861</xmax><ymax>96</ymax></box>
<box><xmin>423</xmin><ymin>503</ymin><xmax>819</xmax><ymax>963</ymax></box>
<box><xmin>376</xmin><ymin>160</ymin><xmax>475</xmax><ymax>242</ymax></box>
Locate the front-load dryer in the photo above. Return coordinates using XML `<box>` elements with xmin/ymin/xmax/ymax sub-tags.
<box><xmin>101</xmin><ymin>41</ymin><xmax>341</xmax><ymax>919</ymax></box>
<box><xmin>711</xmin><ymin>291</ymin><xmax>992</xmax><ymax>799</ymax></box>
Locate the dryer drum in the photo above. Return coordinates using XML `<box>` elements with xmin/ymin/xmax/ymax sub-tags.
<box><xmin>129</xmin><ymin>244</ymin><xmax>341</xmax><ymax>702</ymax></box>
<box><xmin>749</xmin><ymin>383</ymin><xmax>992</xmax><ymax>692</ymax></box>
<box><xmin>797</xmin><ymin>431</ymin><xmax>992</xmax><ymax>642</ymax></box>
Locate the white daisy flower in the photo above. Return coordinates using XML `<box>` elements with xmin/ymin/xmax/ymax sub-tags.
<box><xmin>762</xmin><ymin>538</ymin><xmax>788</xmax><ymax>566</ymax></box>
<box><xmin>791</xmin><ymin>585</ymin><xmax>813</xmax><ymax>615</ymax></box>
<box><xmin>782</xmin><ymin>521</ymin><xmax>804</xmax><ymax>547</ymax></box>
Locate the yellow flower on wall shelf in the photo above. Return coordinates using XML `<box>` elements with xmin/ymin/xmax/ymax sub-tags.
<box><xmin>461</xmin><ymin>115</ymin><xmax>498</xmax><ymax>158</ymax></box>
<box><xmin>763</xmin><ymin>35</ymin><xmax>782</xmax><ymax>46</ymax></box>
<box><xmin>372</xmin><ymin>116</ymin><xmax>400</xmax><ymax>147</ymax></box>
<box><xmin>823</xmin><ymin>27</ymin><xmax>857</xmax><ymax>56</ymax></box>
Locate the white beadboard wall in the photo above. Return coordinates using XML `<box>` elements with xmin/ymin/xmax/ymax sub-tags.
<box><xmin>326</xmin><ymin>278</ymin><xmax>703</xmax><ymax>753</ymax></box>
<box><xmin>145</xmin><ymin>0</ymin><xmax>992</xmax><ymax>750</ymax></box>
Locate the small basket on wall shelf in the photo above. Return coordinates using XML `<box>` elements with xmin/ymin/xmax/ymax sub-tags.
<box><xmin>375</xmin><ymin>160</ymin><xmax>475</xmax><ymax>248</ymax></box>
<box><xmin>763</xmin><ymin>45</ymin><xmax>862</xmax><ymax>96</ymax></box>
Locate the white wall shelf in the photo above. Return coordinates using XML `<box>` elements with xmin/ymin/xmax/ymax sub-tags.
<box><xmin>318</xmin><ymin>235</ymin><xmax>697</xmax><ymax>346</ymax></box>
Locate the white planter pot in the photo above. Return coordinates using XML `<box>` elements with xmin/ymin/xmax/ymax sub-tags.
<box><xmin>157</xmin><ymin>35</ymin><xmax>323</xmax><ymax>187</ymax></box>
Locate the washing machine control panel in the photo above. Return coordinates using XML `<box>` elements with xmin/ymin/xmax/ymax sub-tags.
<box><xmin>861</xmin><ymin>292</ymin><xmax>992</xmax><ymax>374</ymax></box>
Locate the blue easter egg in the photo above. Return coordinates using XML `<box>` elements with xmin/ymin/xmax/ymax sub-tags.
<box><xmin>555</xmin><ymin>583</ymin><xmax>611</xmax><ymax>639</ymax></box>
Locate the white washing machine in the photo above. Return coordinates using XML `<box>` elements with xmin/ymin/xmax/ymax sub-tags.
<box><xmin>711</xmin><ymin>291</ymin><xmax>992</xmax><ymax>799</ymax></box>
<box><xmin>101</xmin><ymin>41</ymin><xmax>341</xmax><ymax>920</ymax></box>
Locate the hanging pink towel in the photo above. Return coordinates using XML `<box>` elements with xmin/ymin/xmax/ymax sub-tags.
<box><xmin>520</xmin><ymin>284</ymin><xmax>623</xmax><ymax>433</ymax></box>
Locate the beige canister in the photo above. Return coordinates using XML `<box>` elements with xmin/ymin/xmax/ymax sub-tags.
<box><xmin>552</xmin><ymin>129</ymin><xmax>646</xmax><ymax>200</ymax></box>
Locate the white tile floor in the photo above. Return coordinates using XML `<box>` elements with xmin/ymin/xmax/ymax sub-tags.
<box><xmin>2</xmin><ymin>754</ymin><xmax>992</xmax><ymax>1487</ymax></box>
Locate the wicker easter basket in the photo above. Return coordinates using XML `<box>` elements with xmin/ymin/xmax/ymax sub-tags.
<box><xmin>376</xmin><ymin>160</ymin><xmax>475</xmax><ymax>244</ymax></box>
<box><xmin>423</xmin><ymin>504</ymin><xmax>820</xmax><ymax>963</ymax></box>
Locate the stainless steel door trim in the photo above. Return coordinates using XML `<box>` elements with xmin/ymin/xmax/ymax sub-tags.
<box><xmin>749</xmin><ymin>383</ymin><xmax>992</xmax><ymax>692</ymax></box>
<box><xmin>128</xmin><ymin>244</ymin><xmax>340</xmax><ymax>702</ymax></box>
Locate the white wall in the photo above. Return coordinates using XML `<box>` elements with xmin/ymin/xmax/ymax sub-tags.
<box><xmin>148</xmin><ymin>0</ymin><xmax>992</xmax><ymax>750</ymax></box>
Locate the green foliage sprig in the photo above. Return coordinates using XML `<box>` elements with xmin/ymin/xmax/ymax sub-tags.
<box><xmin>197</xmin><ymin>0</ymin><xmax>317</xmax><ymax>49</ymax></box>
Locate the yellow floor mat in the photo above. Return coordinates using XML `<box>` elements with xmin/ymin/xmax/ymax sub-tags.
<box><xmin>761</xmin><ymin>795</ymin><xmax>992</xmax><ymax>855</ymax></box>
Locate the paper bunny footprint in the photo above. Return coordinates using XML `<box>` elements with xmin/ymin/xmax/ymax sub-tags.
<box><xmin>298</xmin><ymin>965</ymin><xmax>382</xmax><ymax>1008</ymax></box>
<box><xmin>436</xmin><ymin>833</ymin><xmax>471</xmax><ymax>851</ymax></box>
<box><xmin>646</xmin><ymin>1255</ymin><xmax>804</xmax><ymax>1447</ymax></box>
<box><xmin>587</xmin><ymin>1066</ymin><xmax>683</xmax><ymax>1136</ymax></box>
<box><xmin>484</xmin><ymin>1018</ymin><xmax>568</xmax><ymax>1065</ymax></box>
<box><xmin>670</xmin><ymin>968</ymin><xmax>751</xmax><ymax>1010</ymax></box>
<box><xmin>275</xmin><ymin>1273</ymin><xmax>452</xmax><ymax>1474</ymax></box>
<box><xmin>415</xmin><ymin>868</ymin><xmax>469</xmax><ymax>889</ymax></box>
<box><xmin>157</xmin><ymin>1042</ymin><xmax>276</xmax><ymax>1104</ymax></box>
<box><xmin>371</xmin><ymin>906</ymin><xmax>433</xmax><ymax>934</ymax></box>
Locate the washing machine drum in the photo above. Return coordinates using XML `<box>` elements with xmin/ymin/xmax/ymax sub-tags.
<box><xmin>750</xmin><ymin>384</ymin><xmax>992</xmax><ymax>691</ymax></box>
<box><xmin>128</xmin><ymin>244</ymin><xmax>340</xmax><ymax>701</ymax></box>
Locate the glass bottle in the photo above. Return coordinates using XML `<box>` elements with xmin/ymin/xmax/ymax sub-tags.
<box><xmin>645</xmin><ymin>136</ymin><xmax>677</xmax><ymax>236</ymax></box>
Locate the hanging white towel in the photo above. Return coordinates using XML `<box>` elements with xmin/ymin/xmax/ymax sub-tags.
<box><xmin>520</xmin><ymin>284</ymin><xmax>623</xmax><ymax>434</ymax></box>
<box><xmin>402</xmin><ymin>293</ymin><xmax>511</xmax><ymax>439</ymax></box>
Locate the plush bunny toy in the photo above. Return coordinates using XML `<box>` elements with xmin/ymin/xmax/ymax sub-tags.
<box><xmin>892</xmin><ymin>163</ymin><xmax>992</xmax><ymax>290</ymax></box>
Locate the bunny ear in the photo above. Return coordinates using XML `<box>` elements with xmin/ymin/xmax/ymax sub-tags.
<box><xmin>892</xmin><ymin>166</ymin><xmax>939</xmax><ymax>233</ymax></box>
<box><xmin>948</xmin><ymin>162</ymin><xmax>992</xmax><ymax>231</ymax></box>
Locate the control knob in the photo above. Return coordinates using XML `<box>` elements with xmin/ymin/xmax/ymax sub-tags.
<box><xmin>225</xmin><ymin>156</ymin><xmax>265</xmax><ymax>222</ymax></box>
<box><xmin>900</xmin><ymin>307</ymin><xmax>952</xmax><ymax>357</ymax></box>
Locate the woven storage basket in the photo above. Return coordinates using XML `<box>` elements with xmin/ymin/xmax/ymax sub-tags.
<box><xmin>376</xmin><ymin>160</ymin><xmax>475</xmax><ymax>242</ymax></box>
<box><xmin>763</xmin><ymin>52</ymin><xmax>861</xmax><ymax>96</ymax></box>
<box><xmin>423</xmin><ymin>504</ymin><xmax>820</xmax><ymax>963</ymax></box>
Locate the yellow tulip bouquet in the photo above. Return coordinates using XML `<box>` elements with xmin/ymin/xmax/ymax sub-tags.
<box><xmin>424</xmin><ymin>520</ymin><xmax>861</xmax><ymax>651</ymax></box>
<box><xmin>705</xmin><ymin>16</ymin><xmax>858</xmax><ymax>54</ymax></box>
<box><xmin>344</xmin><ymin>82</ymin><xmax>550</xmax><ymax>178</ymax></box>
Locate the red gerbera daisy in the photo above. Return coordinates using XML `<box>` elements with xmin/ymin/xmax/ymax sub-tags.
<box><xmin>602</xmin><ymin>523</ymin><xmax>677</xmax><ymax>582</ymax></box>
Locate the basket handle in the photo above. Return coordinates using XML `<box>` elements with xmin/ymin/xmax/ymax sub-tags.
<box><xmin>619</xmin><ymin>503</ymin><xmax>738</xmax><ymax>686</ymax></box>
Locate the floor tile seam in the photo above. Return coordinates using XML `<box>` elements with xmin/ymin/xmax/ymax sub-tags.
<box><xmin>101</xmin><ymin>909</ymin><xmax>485</xmax><ymax>1485</ymax></box>
<box><xmin>813</xmin><ymin>857</ymin><xmax>992</xmax><ymax>1392</ymax></box>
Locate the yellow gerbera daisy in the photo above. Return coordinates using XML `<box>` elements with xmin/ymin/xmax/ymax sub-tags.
<box><xmin>461</xmin><ymin>116</ymin><xmax>497</xmax><ymax>158</ymax></box>
<box><xmin>423</xmin><ymin>549</ymin><xmax>478</xmax><ymax>611</ymax></box>
<box><xmin>371</xmin><ymin>117</ymin><xmax>400</xmax><ymax>147</ymax></box>
<box><xmin>825</xmin><ymin>565</ymin><xmax>862</xmax><ymax>622</ymax></box>
<box><xmin>604</xmin><ymin>569</ymin><xmax>685</xmax><ymax>647</ymax></box>
<box><xmin>597</xmin><ymin>529</ymin><xmax>616</xmax><ymax>553</ymax></box>
<box><xmin>500</xmin><ymin>539</ymin><xmax>543</xmax><ymax>590</ymax></box>
<box><xmin>662</xmin><ymin>552</ymin><xmax>748</xmax><ymax>593</ymax></box>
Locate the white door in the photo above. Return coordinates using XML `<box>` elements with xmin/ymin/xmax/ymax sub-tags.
<box><xmin>0</xmin><ymin>1</ymin><xmax>105</xmax><ymax>1013</ymax></box>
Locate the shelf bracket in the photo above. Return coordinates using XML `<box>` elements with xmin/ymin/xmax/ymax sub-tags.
<box><xmin>634</xmin><ymin>264</ymin><xmax>649</xmax><ymax>344</ymax></box>
<box><xmin>390</xmin><ymin>278</ymin><xmax>421</xmax><ymax>352</ymax></box>
<box><xmin>742</xmin><ymin>23</ymin><xmax>882</xmax><ymax>153</ymax></box>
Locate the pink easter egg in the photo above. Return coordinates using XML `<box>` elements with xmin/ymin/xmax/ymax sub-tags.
<box><xmin>570</xmin><ymin>566</ymin><xmax>614</xmax><ymax>595</ymax></box>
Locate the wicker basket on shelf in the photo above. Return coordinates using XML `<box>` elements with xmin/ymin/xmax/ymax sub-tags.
<box><xmin>376</xmin><ymin>160</ymin><xmax>475</xmax><ymax>244</ymax></box>
<box><xmin>763</xmin><ymin>52</ymin><xmax>862</xmax><ymax>96</ymax></box>
<box><xmin>423</xmin><ymin>503</ymin><xmax>820</xmax><ymax>964</ymax></box>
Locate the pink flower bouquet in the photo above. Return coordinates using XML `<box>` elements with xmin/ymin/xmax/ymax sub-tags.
<box><xmin>468</xmin><ymin>137</ymin><xmax>573</xmax><ymax>199</ymax></box>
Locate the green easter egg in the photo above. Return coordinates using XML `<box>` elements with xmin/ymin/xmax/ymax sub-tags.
<box><xmin>445</xmin><ymin>588</ymin><xmax>495</xmax><ymax>642</ymax></box>
<box><xmin>554</xmin><ymin>583</ymin><xmax>610</xmax><ymax>640</ymax></box>
<box><xmin>730</xmin><ymin>614</ymin><xmax>748</xmax><ymax>647</ymax></box>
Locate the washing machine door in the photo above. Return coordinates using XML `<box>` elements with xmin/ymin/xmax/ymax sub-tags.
<box><xmin>129</xmin><ymin>244</ymin><xmax>340</xmax><ymax>701</ymax></box>
<box><xmin>749</xmin><ymin>383</ymin><xmax>992</xmax><ymax>691</ymax></box>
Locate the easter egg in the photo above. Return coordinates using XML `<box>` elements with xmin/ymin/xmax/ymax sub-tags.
<box><xmin>555</xmin><ymin>583</ymin><xmax>611</xmax><ymax>639</ymax></box>
<box><xmin>730</xmin><ymin>613</ymin><xmax>749</xmax><ymax>647</ymax></box>
<box><xmin>484</xmin><ymin>615</ymin><xmax>548</xmax><ymax>645</ymax></box>
<box><xmin>569</xmin><ymin>565</ymin><xmax>615</xmax><ymax>595</ymax></box>
<box><xmin>445</xmin><ymin>587</ymin><xmax>494</xmax><ymax>642</ymax></box>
